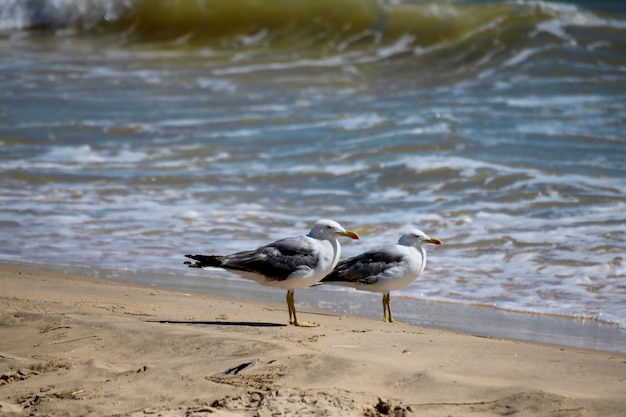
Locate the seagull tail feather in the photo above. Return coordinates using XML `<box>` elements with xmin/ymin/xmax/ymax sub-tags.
<box><xmin>184</xmin><ymin>254</ymin><xmax>223</xmax><ymax>268</ymax></box>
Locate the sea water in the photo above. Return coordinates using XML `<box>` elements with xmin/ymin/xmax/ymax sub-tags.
<box><xmin>1</xmin><ymin>0</ymin><xmax>625</xmax><ymax>343</ymax></box>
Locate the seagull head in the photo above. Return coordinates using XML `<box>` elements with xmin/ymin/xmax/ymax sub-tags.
<box><xmin>308</xmin><ymin>219</ymin><xmax>360</xmax><ymax>241</ymax></box>
<box><xmin>398</xmin><ymin>229</ymin><xmax>442</xmax><ymax>247</ymax></box>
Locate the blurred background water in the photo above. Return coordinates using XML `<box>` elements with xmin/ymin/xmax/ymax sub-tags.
<box><xmin>1</xmin><ymin>0</ymin><xmax>625</xmax><ymax>338</ymax></box>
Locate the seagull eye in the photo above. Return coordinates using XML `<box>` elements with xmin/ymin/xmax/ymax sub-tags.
<box><xmin>326</xmin><ymin>225</ymin><xmax>333</xmax><ymax>229</ymax></box>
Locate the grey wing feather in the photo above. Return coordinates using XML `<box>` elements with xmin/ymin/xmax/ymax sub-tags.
<box><xmin>222</xmin><ymin>236</ymin><xmax>318</xmax><ymax>281</ymax></box>
<box><xmin>322</xmin><ymin>250</ymin><xmax>404</xmax><ymax>285</ymax></box>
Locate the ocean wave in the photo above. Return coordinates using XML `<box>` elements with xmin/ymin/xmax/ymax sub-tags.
<box><xmin>2</xmin><ymin>0</ymin><xmax>623</xmax><ymax>55</ymax></box>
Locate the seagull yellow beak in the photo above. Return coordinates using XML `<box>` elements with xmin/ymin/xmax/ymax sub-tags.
<box><xmin>427</xmin><ymin>237</ymin><xmax>442</xmax><ymax>245</ymax></box>
<box><xmin>340</xmin><ymin>229</ymin><xmax>360</xmax><ymax>240</ymax></box>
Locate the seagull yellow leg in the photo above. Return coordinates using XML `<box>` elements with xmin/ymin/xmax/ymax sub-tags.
<box><xmin>382</xmin><ymin>293</ymin><xmax>390</xmax><ymax>322</ymax></box>
<box><xmin>286</xmin><ymin>289</ymin><xmax>318</xmax><ymax>327</ymax></box>
<box><xmin>286</xmin><ymin>290</ymin><xmax>295</xmax><ymax>324</ymax></box>
<box><xmin>383</xmin><ymin>293</ymin><xmax>402</xmax><ymax>324</ymax></box>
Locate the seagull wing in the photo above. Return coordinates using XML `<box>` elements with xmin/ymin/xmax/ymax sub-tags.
<box><xmin>322</xmin><ymin>248</ymin><xmax>405</xmax><ymax>286</ymax></box>
<box><xmin>221</xmin><ymin>236</ymin><xmax>319</xmax><ymax>281</ymax></box>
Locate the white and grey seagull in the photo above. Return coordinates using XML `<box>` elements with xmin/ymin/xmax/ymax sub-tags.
<box><xmin>184</xmin><ymin>219</ymin><xmax>359</xmax><ymax>327</ymax></box>
<box><xmin>320</xmin><ymin>229</ymin><xmax>441</xmax><ymax>323</ymax></box>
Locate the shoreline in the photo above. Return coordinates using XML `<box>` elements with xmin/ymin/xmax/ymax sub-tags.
<box><xmin>1</xmin><ymin>264</ymin><xmax>625</xmax><ymax>416</ymax></box>
<box><xmin>2</xmin><ymin>260</ymin><xmax>625</xmax><ymax>355</ymax></box>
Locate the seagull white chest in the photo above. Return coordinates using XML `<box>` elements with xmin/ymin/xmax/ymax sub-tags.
<box><xmin>283</xmin><ymin>239</ymin><xmax>339</xmax><ymax>290</ymax></box>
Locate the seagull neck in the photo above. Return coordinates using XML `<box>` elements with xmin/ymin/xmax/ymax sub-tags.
<box><xmin>418</xmin><ymin>246</ymin><xmax>428</xmax><ymax>273</ymax></box>
<box><xmin>330</xmin><ymin>239</ymin><xmax>341</xmax><ymax>269</ymax></box>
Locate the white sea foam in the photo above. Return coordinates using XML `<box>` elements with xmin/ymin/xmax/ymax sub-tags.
<box><xmin>45</xmin><ymin>144</ymin><xmax>106</xmax><ymax>164</ymax></box>
<box><xmin>330</xmin><ymin>114</ymin><xmax>386</xmax><ymax>130</ymax></box>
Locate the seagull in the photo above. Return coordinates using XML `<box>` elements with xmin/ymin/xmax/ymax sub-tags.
<box><xmin>184</xmin><ymin>219</ymin><xmax>359</xmax><ymax>327</ymax></box>
<box><xmin>320</xmin><ymin>229</ymin><xmax>441</xmax><ymax>323</ymax></box>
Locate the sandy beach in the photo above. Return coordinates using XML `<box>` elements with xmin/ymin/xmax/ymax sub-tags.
<box><xmin>1</xmin><ymin>264</ymin><xmax>625</xmax><ymax>417</ymax></box>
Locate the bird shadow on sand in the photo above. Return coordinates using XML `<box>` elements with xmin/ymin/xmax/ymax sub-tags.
<box><xmin>146</xmin><ymin>319</ymin><xmax>287</xmax><ymax>327</ymax></box>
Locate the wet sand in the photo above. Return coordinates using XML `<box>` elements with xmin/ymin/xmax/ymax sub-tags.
<box><xmin>1</xmin><ymin>265</ymin><xmax>625</xmax><ymax>416</ymax></box>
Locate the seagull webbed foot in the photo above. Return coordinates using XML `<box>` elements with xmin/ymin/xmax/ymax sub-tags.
<box><xmin>292</xmin><ymin>320</ymin><xmax>319</xmax><ymax>327</ymax></box>
<box><xmin>385</xmin><ymin>318</ymin><xmax>403</xmax><ymax>324</ymax></box>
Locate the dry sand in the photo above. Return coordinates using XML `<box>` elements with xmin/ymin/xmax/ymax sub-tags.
<box><xmin>1</xmin><ymin>264</ymin><xmax>625</xmax><ymax>417</ymax></box>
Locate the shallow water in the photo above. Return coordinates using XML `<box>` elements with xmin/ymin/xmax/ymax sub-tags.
<box><xmin>1</xmin><ymin>0</ymin><xmax>625</xmax><ymax>331</ymax></box>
